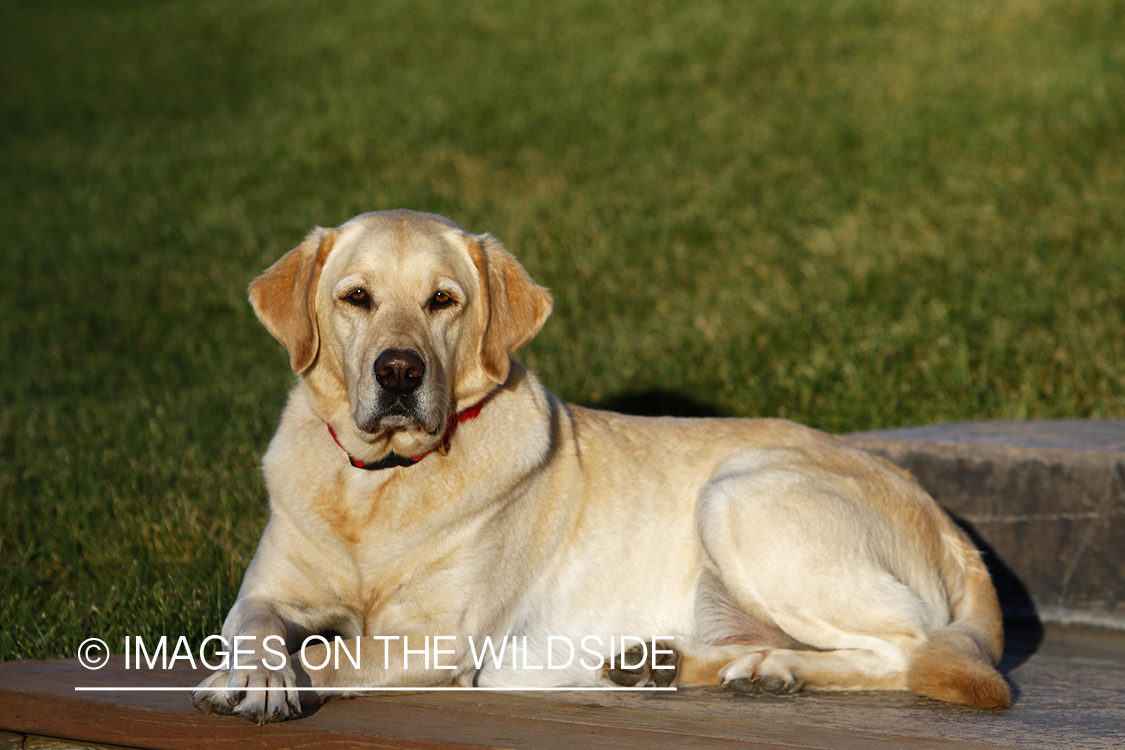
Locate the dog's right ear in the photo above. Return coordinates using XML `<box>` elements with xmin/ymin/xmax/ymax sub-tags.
<box><xmin>248</xmin><ymin>228</ymin><xmax>338</xmax><ymax>373</ymax></box>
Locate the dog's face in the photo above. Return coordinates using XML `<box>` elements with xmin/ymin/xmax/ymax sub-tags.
<box><xmin>248</xmin><ymin>210</ymin><xmax>552</xmax><ymax>461</ymax></box>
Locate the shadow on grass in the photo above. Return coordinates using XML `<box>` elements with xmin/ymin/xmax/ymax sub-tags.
<box><xmin>591</xmin><ymin>389</ymin><xmax>727</xmax><ymax>418</ymax></box>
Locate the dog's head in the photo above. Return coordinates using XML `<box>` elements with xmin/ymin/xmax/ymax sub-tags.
<box><xmin>248</xmin><ymin>210</ymin><xmax>552</xmax><ymax>461</ymax></box>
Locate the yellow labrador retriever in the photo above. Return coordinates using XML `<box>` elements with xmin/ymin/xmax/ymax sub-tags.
<box><xmin>192</xmin><ymin>209</ymin><xmax>1009</xmax><ymax>723</ymax></box>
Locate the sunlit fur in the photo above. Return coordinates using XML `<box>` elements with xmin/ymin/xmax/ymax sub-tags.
<box><xmin>193</xmin><ymin>210</ymin><xmax>1008</xmax><ymax>724</ymax></box>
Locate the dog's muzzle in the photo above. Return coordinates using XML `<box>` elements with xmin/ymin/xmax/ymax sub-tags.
<box><xmin>358</xmin><ymin>348</ymin><xmax>430</xmax><ymax>431</ymax></box>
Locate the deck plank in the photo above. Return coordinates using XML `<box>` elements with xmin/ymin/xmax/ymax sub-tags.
<box><xmin>0</xmin><ymin>657</ymin><xmax>1028</xmax><ymax>750</ymax></box>
<box><xmin>5</xmin><ymin>625</ymin><xmax>1125</xmax><ymax>750</ymax></box>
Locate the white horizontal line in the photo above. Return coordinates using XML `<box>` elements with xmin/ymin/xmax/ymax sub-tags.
<box><xmin>75</xmin><ymin>686</ymin><xmax>676</xmax><ymax>692</ymax></box>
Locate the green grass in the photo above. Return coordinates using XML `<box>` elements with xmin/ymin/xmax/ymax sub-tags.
<box><xmin>2</xmin><ymin>0</ymin><xmax>1124</xmax><ymax>661</ymax></box>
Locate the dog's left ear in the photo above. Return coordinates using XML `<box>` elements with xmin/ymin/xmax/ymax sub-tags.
<box><xmin>468</xmin><ymin>234</ymin><xmax>553</xmax><ymax>384</ymax></box>
<box><xmin>248</xmin><ymin>228</ymin><xmax>339</xmax><ymax>373</ymax></box>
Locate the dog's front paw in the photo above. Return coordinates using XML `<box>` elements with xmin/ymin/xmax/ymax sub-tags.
<box><xmin>190</xmin><ymin>670</ymin><xmax>240</xmax><ymax>716</ymax></box>
<box><xmin>191</xmin><ymin>664</ymin><xmax>303</xmax><ymax>724</ymax></box>
<box><xmin>604</xmin><ymin>642</ymin><xmax>680</xmax><ymax>688</ymax></box>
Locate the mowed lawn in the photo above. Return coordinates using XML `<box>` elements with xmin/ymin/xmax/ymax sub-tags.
<box><xmin>2</xmin><ymin>0</ymin><xmax>1123</xmax><ymax>661</ymax></box>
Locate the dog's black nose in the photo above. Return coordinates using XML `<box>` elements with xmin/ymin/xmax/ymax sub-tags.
<box><xmin>374</xmin><ymin>349</ymin><xmax>425</xmax><ymax>394</ymax></box>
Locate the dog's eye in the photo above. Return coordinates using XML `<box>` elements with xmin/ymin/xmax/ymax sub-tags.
<box><xmin>429</xmin><ymin>290</ymin><xmax>456</xmax><ymax>311</ymax></box>
<box><xmin>344</xmin><ymin>288</ymin><xmax>370</xmax><ymax>308</ymax></box>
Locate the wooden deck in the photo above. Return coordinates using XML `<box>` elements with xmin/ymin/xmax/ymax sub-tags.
<box><xmin>2</xmin><ymin>627</ymin><xmax>1124</xmax><ymax>750</ymax></box>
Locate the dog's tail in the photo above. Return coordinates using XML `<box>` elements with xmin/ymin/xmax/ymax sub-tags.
<box><xmin>905</xmin><ymin>532</ymin><xmax>1011</xmax><ymax>710</ymax></box>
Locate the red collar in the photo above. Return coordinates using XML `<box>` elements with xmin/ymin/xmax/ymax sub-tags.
<box><xmin>327</xmin><ymin>395</ymin><xmax>490</xmax><ymax>471</ymax></box>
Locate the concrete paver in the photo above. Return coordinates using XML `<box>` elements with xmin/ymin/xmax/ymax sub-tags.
<box><xmin>846</xmin><ymin>419</ymin><xmax>1125</xmax><ymax>629</ymax></box>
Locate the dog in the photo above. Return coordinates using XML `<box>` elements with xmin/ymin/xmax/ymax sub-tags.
<box><xmin>191</xmin><ymin>209</ymin><xmax>1010</xmax><ymax>724</ymax></box>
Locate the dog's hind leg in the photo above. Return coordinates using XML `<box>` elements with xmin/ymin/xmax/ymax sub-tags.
<box><xmin>718</xmin><ymin>645</ymin><xmax>909</xmax><ymax>694</ymax></box>
<box><xmin>692</xmin><ymin>448</ymin><xmax>1009</xmax><ymax>708</ymax></box>
<box><xmin>692</xmin><ymin>451</ymin><xmax>947</xmax><ymax>697</ymax></box>
<box><xmin>686</xmin><ymin>571</ymin><xmax>920</xmax><ymax>694</ymax></box>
